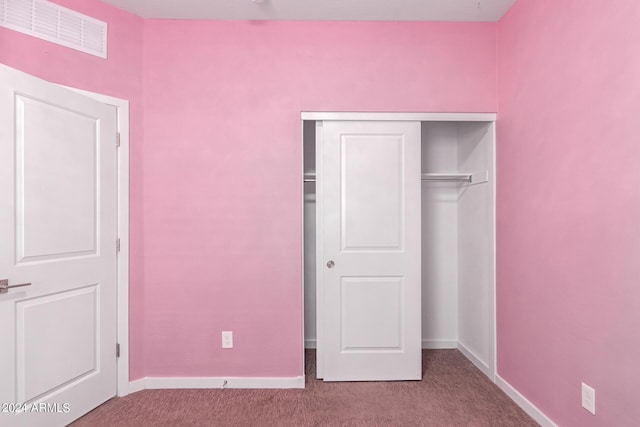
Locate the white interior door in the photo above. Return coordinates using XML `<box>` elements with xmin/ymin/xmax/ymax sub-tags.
<box><xmin>0</xmin><ymin>66</ymin><xmax>118</xmax><ymax>426</ymax></box>
<box><xmin>317</xmin><ymin>120</ymin><xmax>422</xmax><ymax>381</ymax></box>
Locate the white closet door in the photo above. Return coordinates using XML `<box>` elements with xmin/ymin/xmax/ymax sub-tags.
<box><xmin>317</xmin><ymin>120</ymin><xmax>421</xmax><ymax>381</ymax></box>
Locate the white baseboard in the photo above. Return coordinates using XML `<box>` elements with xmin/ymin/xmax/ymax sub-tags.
<box><xmin>128</xmin><ymin>378</ymin><xmax>145</xmax><ymax>394</ymax></box>
<box><xmin>140</xmin><ymin>376</ymin><xmax>305</xmax><ymax>390</ymax></box>
<box><xmin>457</xmin><ymin>342</ymin><xmax>491</xmax><ymax>378</ymax></box>
<box><xmin>495</xmin><ymin>375</ymin><xmax>557</xmax><ymax>427</ymax></box>
<box><xmin>305</xmin><ymin>338</ymin><xmax>317</xmax><ymax>349</ymax></box>
<box><xmin>422</xmin><ymin>339</ymin><xmax>458</xmax><ymax>349</ymax></box>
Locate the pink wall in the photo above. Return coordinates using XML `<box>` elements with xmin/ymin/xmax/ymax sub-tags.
<box><xmin>142</xmin><ymin>20</ymin><xmax>497</xmax><ymax>377</ymax></box>
<box><xmin>0</xmin><ymin>0</ymin><xmax>146</xmax><ymax>380</ymax></box>
<box><xmin>497</xmin><ymin>1</ymin><xmax>640</xmax><ymax>425</ymax></box>
<box><xmin>5</xmin><ymin>1</ymin><xmax>639</xmax><ymax>421</ymax></box>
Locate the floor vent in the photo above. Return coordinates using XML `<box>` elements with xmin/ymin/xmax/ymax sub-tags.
<box><xmin>0</xmin><ymin>0</ymin><xmax>107</xmax><ymax>58</ymax></box>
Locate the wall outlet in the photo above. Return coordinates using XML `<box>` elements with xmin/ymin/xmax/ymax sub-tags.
<box><xmin>221</xmin><ymin>331</ymin><xmax>233</xmax><ymax>349</ymax></box>
<box><xmin>581</xmin><ymin>382</ymin><xmax>596</xmax><ymax>415</ymax></box>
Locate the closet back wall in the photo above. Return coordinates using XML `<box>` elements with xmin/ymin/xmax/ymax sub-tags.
<box><xmin>142</xmin><ymin>20</ymin><xmax>497</xmax><ymax>377</ymax></box>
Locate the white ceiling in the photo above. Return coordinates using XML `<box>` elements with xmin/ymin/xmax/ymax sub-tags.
<box><xmin>100</xmin><ymin>0</ymin><xmax>518</xmax><ymax>22</ymax></box>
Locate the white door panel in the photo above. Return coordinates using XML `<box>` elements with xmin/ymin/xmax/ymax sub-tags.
<box><xmin>341</xmin><ymin>135</ymin><xmax>404</xmax><ymax>250</ymax></box>
<box><xmin>0</xmin><ymin>66</ymin><xmax>117</xmax><ymax>426</ymax></box>
<box><xmin>318</xmin><ymin>120</ymin><xmax>421</xmax><ymax>381</ymax></box>
<box><xmin>17</xmin><ymin>93</ymin><xmax>99</xmax><ymax>261</ymax></box>
<box><xmin>340</xmin><ymin>277</ymin><xmax>403</xmax><ymax>349</ymax></box>
<box><xmin>17</xmin><ymin>286</ymin><xmax>98</xmax><ymax>402</ymax></box>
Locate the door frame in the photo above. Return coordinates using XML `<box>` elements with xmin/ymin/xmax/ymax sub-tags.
<box><xmin>61</xmin><ymin>84</ymin><xmax>130</xmax><ymax>397</ymax></box>
<box><xmin>300</xmin><ymin>111</ymin><xmax>497</xmax><ymax>382</ymax></box>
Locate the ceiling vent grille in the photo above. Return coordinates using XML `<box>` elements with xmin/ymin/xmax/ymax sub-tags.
<box><xmin>0</xmin><ymin>0</ymin><xmax>107</xmax><ymax>58</ymax></box>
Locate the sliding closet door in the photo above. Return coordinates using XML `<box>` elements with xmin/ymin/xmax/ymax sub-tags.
<box><xmin>317</xmin><ymin>120</ymin><xmax>421</xmax><ymax>381</ymax></box>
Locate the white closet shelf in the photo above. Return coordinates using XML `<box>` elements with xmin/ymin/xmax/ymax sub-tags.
<box><xmin>304</xmin><ymin>172</ymin><xmax>489</xmax><ymax>184</ymax></box>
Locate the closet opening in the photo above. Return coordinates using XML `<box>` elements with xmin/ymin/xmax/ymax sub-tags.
<box><xmin>302</xmin><ymin>113</ymin><xmax>495</xmax><ymax>382</ymax></box>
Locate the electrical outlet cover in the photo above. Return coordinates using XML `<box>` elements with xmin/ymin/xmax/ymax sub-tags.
<box><xmin>222</xmin><ymin>331</ymin><xmax>233</xmax><ymax>349</ymax></box>
<box><xmin>581</xmin><ymin>382</ymin><xmax>595</xmax><ymax>415</ymax></box>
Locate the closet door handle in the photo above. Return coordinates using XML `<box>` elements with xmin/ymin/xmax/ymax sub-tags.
<box><xmin>326</xmin><ymin>260</ymin><xmax>335</xmax><ymax>269</ymax></box>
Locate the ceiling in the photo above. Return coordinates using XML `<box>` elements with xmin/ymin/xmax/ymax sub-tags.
<box><xmin>100</xmin><ymin>0</ymin><xmax>518</xmax><ymax>22</ymax></box>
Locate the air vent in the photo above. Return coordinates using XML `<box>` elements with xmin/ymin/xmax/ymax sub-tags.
<box><xmin>0</xmin><ymin>0</ymin><xmax>107</xmax><ymax>58</ymax></box>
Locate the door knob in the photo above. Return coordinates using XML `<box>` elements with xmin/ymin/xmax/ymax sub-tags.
<box><xmin>0</xmin><ymin>279</ymin><xmax>32</xmax><ymax>294</ymax></box>
<box><xmin>327</xmin><ymin>260</ymin><xmax>335</xmax><ymax>269</ymax></box>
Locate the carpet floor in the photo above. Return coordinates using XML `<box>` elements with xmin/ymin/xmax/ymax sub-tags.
<box><xmin>71</xmin><ymin>350</ymin><xmax>538</xmax><ymax>426</ymax></box>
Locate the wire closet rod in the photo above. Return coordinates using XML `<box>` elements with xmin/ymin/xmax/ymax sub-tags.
<box><xmin>304</xmin><ymin>173</ymin><xmax>477</xmax><ymax>183</ymax></box>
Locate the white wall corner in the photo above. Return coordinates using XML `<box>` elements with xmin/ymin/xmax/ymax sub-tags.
<box><xmin>495</xmin><ymin>375</ymin><xmax>558</xmax><ymax>427</ymax></box>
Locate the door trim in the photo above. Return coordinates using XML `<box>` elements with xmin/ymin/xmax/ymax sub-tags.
<box><xmin>301</xmin><ymin>112</ymin><xmax>496</xmax><ymax>122</ymax></box>
<box><xmin>61</xmin><ymin>85</ymin><xmax>130</xmax><ymax>397</ymax></box>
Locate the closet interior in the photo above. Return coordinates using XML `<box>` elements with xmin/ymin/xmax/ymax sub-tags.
<box><xmin>302</xmin><ymin>116</ymin><xmax>496</xmax><ymax>379</ymax></box>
